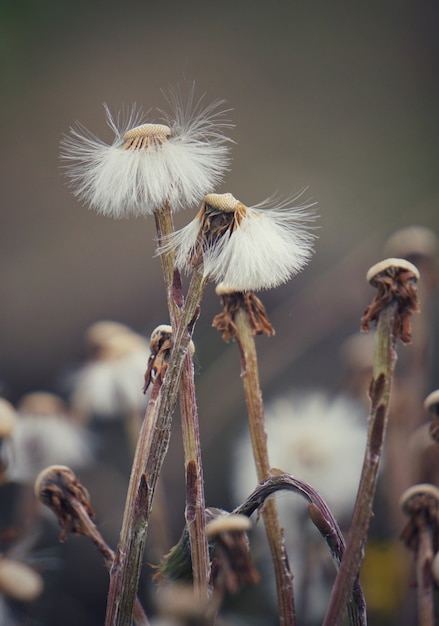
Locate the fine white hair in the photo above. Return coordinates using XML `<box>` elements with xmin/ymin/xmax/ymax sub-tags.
<box><xmin>61</xmin><ymin>86</ymin><xmax>233</xmax><ymax>218</ymax></box>
<box><xmin>163</xmin><ymin>193</ymin><xmax>317</xmax><ymax>291</ymax></box>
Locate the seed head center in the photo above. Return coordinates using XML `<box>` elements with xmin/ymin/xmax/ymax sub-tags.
<box><xmin>122</xmin><ymin>123</ymin><xmax>171</xmax><ymax>150</ymax></box>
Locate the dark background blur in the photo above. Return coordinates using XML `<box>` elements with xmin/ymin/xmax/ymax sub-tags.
<box><xmin>1</xmin><ymin>1</ymin><xmax>439</xmax><ymax>624</ymax></box>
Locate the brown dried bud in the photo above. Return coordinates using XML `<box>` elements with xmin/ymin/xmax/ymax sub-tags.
<box><xmin>400</xmin><ymin>483</ymin><xmax>439</xmax><ymax>551</ymax></box>
<box><xmin>361</xmin><ymin>258</ymin><xmax>420</xmax><ymax>343</ymax></box>
<box><xmin>206</xmin><ymin>509</ymin><xmax>260</xmax><ymax>594</ymax></box>
<box><xmin>213</xmin><ymin>285</ymin><xmax>275</xmax><ymax>341</ymax></box>
<box><xmin>34</xmin><ymin>465</ymin><xmax>94</xmax><ymax>541</ymax></box>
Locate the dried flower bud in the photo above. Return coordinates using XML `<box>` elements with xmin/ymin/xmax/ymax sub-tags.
<box><xmin>143</xmin><ymin>324</ymin><xmax>195</xmax><ymax>392</ymax></box>
<box><xmin>157</xmin><ymin>508</ymin><xmax>259</xmax><ymax>595</ymax></box>
<box><xmin>213</xmin><ymin>285</ymin><xmax>275</xmax><ymax>340</ymax></box>
<box><xmin>366</xmin><ymin>258</ymin><xmax>420</xmax><ymax>286</ymax></box>
<box><xmin>35</xmin><ymin>465</ymin><xmax>94</xmax><ymax>540</ymax></box>
<box><xmin>400</xmin><ymin>483</ymin><xmax>439</xmax><ymax>551</ymax></box>
<box><xmin>362</xmin><ymin>258</ymin><xmax>420</xmax><ymax>343</ymax></box>
<box><xmin>0</xmin><ymin>558</ymin><xmax>43</xmax><ymax>602</ymax></box>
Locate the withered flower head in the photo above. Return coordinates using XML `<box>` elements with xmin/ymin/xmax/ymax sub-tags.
<box><xmin>361</xmin><ymin>257</ymin><xmax>420</xmax><ymax>343</ymax></box>
<box><xmin>161</xmin><ymin>191</ymin><xmax>316</xmax><ymax>291</ymax></box>
<box><xmin>212</xmin><ymin>283</ymin><xmax>275</xmax><ymax>341</ymax></box>
<box><xmin>400</xmin><ymin>483</ymin><xmax>439</xmax><ymax>552</ymax></box>
<box><xmin>34</xmin><ymin>465</ymin><xmax>94</xmax><ymax>541</ymax></box>
<box><xmin>156</xmin><ymin>508</ymin><xmax>259</xmax><ymax>595</ymax></box>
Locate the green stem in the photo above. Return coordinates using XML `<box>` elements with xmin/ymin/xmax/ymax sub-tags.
<box><xmin>105</xmin><ymin>267</ymin><xmax>207</xmax><ymax>626</ymax></box>
<box><xmin>234</xmin><ymin>308</ymin><xmax>296</xmax><ymax>626</ymax></box>
<box><xmin>154</xmin><ymin>207</ymin><xmax>210</xmax><ymax>603</ymax></box>
<box><xmin>322</xmin><ymin>302</ymin><xmax>397</xmax><ymax>626</ymax></box>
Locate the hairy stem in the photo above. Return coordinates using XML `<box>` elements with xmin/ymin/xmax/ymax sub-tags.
<box><xmin>154</xmin><ymin>207</ymin><xmax>210</xmax><ymax>604</ymax></box>
<box><xmin>233</xmin><ymin>308</ymin><xmax>296</xmax><ymax>626</ymax></box>
<box><xmin>323</xmin><ymin>303</ymin><xmax>397</xmax><ymax>626</ymax></box>
<box><xmin>105</xmin><ymin>267</ymin><xmax>207</xmax><ymax>626</ymax></box>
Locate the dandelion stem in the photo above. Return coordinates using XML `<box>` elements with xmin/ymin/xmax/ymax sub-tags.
<box><xmin>323</xmin><ymin>258</ymin><xmax>419</xmax><ymax>626</ymax></box>
<box><xmin>154</xmin><ymin>205</ymin><xmax>210</xmax><ymax>604</ymax></box>
<box><xmin>105</xmin><ymin>266</ymin><xmax>207</xmax><ymax>626</ymax></box>
<box><xmin>233</xmin><ymin>307</ymin><xmax>296</xmax><ymax>626</ymax></box>
<box><xmin>416</xmin><ymin>520</ymin><xmax>435</xmax><ymax>626</ymax></box>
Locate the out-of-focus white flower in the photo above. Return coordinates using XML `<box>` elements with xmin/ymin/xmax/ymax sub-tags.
<box><xmin>162</xmin><ymin>191</ymin><xmax>316</xmax><ymax>291</ymax></box>
<box><xmin>235</xmin><ymin>390</ymin><xmax>366</xmax><ymax>521</ymax></box>
<box><xmin>233</xmin><ymin>390</ymin><xmax>367</xmax><ymax>622</ymax></box>
<box><xmin>7</xmin><ymin>393</ymin><xmax>92</xmax><ymax>484</ymax></box>
<box><xmin>61</xmin><ymin>87</ymin><xmax>232</xmax><ymax>218</ymax></box>
<box><xmin>70</xmin><ymin>321</ymin><xmax>150</xmax><ymax>420</ymax></box>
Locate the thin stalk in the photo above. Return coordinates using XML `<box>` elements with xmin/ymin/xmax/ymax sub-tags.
<box><xmin>233</xmin><ymin>307</ymin><xmax>296</xmax><ymax>626</ymax></box>
<box><xmin>105</xmin><ymin>267</ymin><xmax>207</xmax><ymax>626</ymax></box>
<box><xmin>416</xmin><ymin>520</ymin><xmax>435</xmax><ymax>626</ymax></box>
<box><xmin>154</xmin><ymin>207</ymin><xmax>210</xmax><ymax>603</ymax></box>
<box><xmin>322</xmin><ymin>303</ymin><xmax>397</xmax><ymax>626</ymax></box>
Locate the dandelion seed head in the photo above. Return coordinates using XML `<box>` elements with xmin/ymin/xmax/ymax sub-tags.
<box><xmin>163</xmin><ymin>191</ymin><xmax>317</xmax><ymax>291</ymax></box>
<box><xmin>61</xmin><ymin>87</ymin><xmax>232</xmax><ymax>218</ymax></box>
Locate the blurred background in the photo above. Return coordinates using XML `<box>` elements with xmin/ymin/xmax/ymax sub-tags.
<box><xmin>1</xmin><ymin>1</ymin><xmax>439</xmax><ymax>624</ymax></box>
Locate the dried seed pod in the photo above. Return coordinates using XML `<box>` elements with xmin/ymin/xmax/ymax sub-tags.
<box><xmin>35</xmin><ymin>464</ymin><xmax>94</xmax><ymax>540</ymax></box>
<box><xmin>400</xmin><ymin>483</ymin><xmax>439</xmax><ymax>551</ymax></box>
<box><xmin>362</xmin><ymin>257</ymin><xmax>420</xmax><ymax>343</ymax></box>
<box><xmin>213</xmin><ymin>284</ymin><xmax>275</xmax><ymax>340</ymax></box>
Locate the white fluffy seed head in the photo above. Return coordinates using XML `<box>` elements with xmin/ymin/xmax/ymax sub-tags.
<box><xmin>61</xmin><ymin>87</ymin><xmax>232</xmax><ymax>218</ymax></box>
<box><xmin>162</xmin><ymin>192</ymin><xmax>317</xmax><ymax>292</ymax></box>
